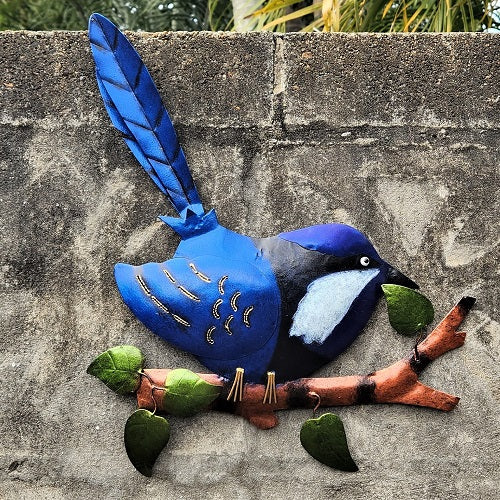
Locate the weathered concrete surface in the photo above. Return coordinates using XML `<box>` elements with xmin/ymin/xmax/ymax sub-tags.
<box><xmin>1</xmin><ymin>30</ymin><xmax>499</xmax><ymax>499</ymax></box>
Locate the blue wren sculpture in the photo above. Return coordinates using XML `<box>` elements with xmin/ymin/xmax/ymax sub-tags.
<box><xmin>89</xmin><ymin>14</ymin><xmax>417</xmax><ymax>403</ymax></box>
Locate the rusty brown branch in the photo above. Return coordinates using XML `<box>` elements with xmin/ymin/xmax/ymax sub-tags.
<box><xmin>136</xmin><ymin>297</ymin><xmax>475</xmax><ymax>429</ymax></box>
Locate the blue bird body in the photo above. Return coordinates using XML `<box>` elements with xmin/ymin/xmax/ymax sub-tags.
<box><xmin>115</xmin><ymin>219</ymin><xmax>282</xmax><ymax>383</ymax></box>
<box><xmin>89</xmin><ymin>14</ymin><xmax>417</xmax><ymax>386</ymax></box>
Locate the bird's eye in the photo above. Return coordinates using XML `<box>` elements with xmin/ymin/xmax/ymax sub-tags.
<box><xmin>360</xmin><ymin>256</ymin><xmax>370</xmax><ymax>267</ymax></box>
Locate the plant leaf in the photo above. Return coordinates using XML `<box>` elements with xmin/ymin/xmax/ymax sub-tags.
<box><xmin>87</xmin><ymin>345</ymin><xmax>144</xmax><ymax>395</ymax></box>
<box><xmin>262</xmin><ymin>4</ymin><xmax>319</xmax><ymax>30</ymax></box>
<box><xmin>300</xmin><ymin>413</ymin><xmax>358</xmax><ymax>472</ymax></box>
<box><xmin>382</xmin><ymin>284</ymin><xmax>435</xmax><ymax>336</ymax></box>
<box><xmin>124</xmin><ymin>409</ymin><xmax>170</xmax><ymax>477</ymax></box>
<box><xmin>163</xmin><ymin>369</ymin><xmax>221</xmax><ymax>417</ymax></box>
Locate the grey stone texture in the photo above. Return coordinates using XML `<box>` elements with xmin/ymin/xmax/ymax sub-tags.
<box><xmin>1</xmin><ymin>30</ymin><xmax>499</xmax><ymax>499</ymax></box>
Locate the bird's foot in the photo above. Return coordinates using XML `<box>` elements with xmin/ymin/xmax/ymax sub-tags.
<box><xmin>227</xmin><ymin>367</ymin><xmax>244</xmax><ymax>402</ymax></box>
<box><xmin>262</xmin><ymin>371</ymin><xmax>277</xmax><ymax>404</ymax></box>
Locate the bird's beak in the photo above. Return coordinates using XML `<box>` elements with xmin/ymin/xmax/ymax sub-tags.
<box><xmin>385</xmin><ymin>266</ymin><xmax>419</xmax><ymax>289</ymax></box>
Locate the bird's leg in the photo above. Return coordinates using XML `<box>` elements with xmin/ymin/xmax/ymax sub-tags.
<box><xmin>227</xmin><ymin>367</ymin><xmax>245</xmax><ymax>402</ymax></box>
<box><xmin>262</xmin><ymin>371</ymin><xmax>277</xmax><ymax>404</ymax></box>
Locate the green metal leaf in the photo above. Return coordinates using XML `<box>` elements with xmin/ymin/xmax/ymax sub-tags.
<box><xmin>124</xmin><ymin>409</ymin><xmax>170</xmax><ymax>477</ymax></box>
<box><xmin>163</xmin><ymin>369</ymin><xmax>221</xmax><ymax>417</ymax></box>
<box><xmin>86</xmin><ymin>345</ymin><xmax>144</xmax><ymax>395</ymax></box>
<box><xmin>382</xmin><ymin>284</ymin><xmax>435</xmax><ymax>336</ymax></box>
<box><xmin>300</xmin><ymin>413</ymin><xmax>358</xmax><ymax>472</ymax></box>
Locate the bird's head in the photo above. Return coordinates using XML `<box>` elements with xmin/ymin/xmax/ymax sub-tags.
<box><xmin>279</xmin><ymin>223</ymin><xmax>418</xmax><ymax>355</ymax></box>
<box><xmin>280</xmin><ymin>223</ymin><xmax>417</xmax><ymax>290</ymax></box>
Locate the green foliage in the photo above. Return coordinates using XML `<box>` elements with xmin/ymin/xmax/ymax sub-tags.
<box><xmin>244</xmin><ymin>0</ymin><xmax>498</xmax><ymax>32</ymax></box>
<box><xmin>382</xmin><ymin>284</ymin><xmax>435</xmax><ymax>336</ymax></box>
<box><xmin>0</xmin><ymin>0</ymin><xmax>233</xmax><ymax>31</ymax></box>
<box><xmin>300</xmin><ymin>413</ymin><xmax>358</xmax><ymax>471</ymax></box>
<box><xmin>124</xmin><ymin>409</ymin><xmax>170</xmax><ymax>477</ymax></box>
<box><xmin>1</xmin><ymin>0</ymin><xmax>495</xmax><ymax>31</ymax></box>
<box><xmin>163</xmin><ymin>368</ymin><xmax>221</xmax><ymax>417</ymax></box>
<box><xmin>0</xmin><ymin>0</ymin><xmax>83</xmax><ymax>30</ymax></box>
<box><xmin>87</xmin><ymin>345</ymin><xmax>145</xmax><ymax>395</ymax></box>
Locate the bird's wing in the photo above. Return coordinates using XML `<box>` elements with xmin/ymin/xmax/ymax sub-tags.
<box><xmin>88</xmin><ymin>13</ymin><xmax>203</xmax><ymax>217</ymax></box>
<box><xmin>114</xmin><ymin>255</ymin><xmax>281</xmax><ymax>360</ymax></box>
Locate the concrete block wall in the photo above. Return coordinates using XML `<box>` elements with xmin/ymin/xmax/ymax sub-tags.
<box><xmin>0</xmin><ymin>31</ymin><xmax>499</xmax><ymax>499</ymax></box>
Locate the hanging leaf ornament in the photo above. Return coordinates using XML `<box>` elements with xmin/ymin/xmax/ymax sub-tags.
<box><xmin>300</xmin><ymin>413</ymin><xmax>358</xmax><ymax>472</ymax></box>
<box><xmin>87</xmin><ymin>345</ymin><xmax>145</xmax><ymax>394</ymax></box>
<box><xmin>124</xmin><ymin>409</ymin><xmax>170</xmax><ymax>477</ymax></box>
<box><xmin>382</xmin><ymin>284</ymin><xmax>435</xmax><ymax>336</ymax></box>
<box><xmin>163</xmin><ymin>369</ymin><xmax>221</xmax><ymax>417</ymax></box>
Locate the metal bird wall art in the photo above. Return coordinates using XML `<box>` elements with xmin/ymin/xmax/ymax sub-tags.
<box><xmin>88</xmin><ymin>14</ymin><xmax>418</xmax><ymax>403</ymax></box>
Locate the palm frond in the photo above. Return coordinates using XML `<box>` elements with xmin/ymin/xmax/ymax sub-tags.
<box><xmin>248</xmin><ymin>0</ymin><xmax>497</xmax><ymax>32</ymax></box>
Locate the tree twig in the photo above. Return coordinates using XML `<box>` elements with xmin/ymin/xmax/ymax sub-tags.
<box><xmin>136</xmin><ymin>297</ymin><xmax>475</xmax><ymax>429</ymax></box>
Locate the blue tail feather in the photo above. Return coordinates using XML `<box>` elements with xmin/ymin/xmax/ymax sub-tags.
<box><xmin>95</xmin><ymin>71</ymin><xmax>170</xmax><ymax>196</ymax></box>
<box><xmin>89</xmin><ymin>13</ymin><xmax>203</xmax><ymax>216</ymax></box>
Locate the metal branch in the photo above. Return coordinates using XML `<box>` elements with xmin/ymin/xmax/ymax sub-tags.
<box><xmin>136</xmin><ymin>297</ymin><xmax>475</xmax><ymax>429</ymax></box>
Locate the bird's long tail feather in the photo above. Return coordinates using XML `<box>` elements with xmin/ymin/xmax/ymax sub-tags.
<box><xmin>89</xmin><ymin>13</ymin><xmax>203</xmax><ymax>217</ymax></box>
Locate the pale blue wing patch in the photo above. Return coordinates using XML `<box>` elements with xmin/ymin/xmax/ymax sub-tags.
<box><xmin>289</xmin><ymin>269</ymin><xmax>380</xmax><ymax>345</ymax></box>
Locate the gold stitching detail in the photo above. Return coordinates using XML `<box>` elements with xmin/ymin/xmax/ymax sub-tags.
<box><xmin>151</xmin><ymin>296</ymin><xmax>169</xmax><ymax>314</ymax></box>
<box><xmin>162</xmin><ymin>268</ymin><xmax>176</xmax><ymax>283</ymax></box>
<box><xmin>243</xmin><ymin>306</ymin><xmax>254</xmax><ymax>328</ymax></box>
<box><xmin>136</xmin><ymin>275</ymin><xmax>188</xmax><ymax>326</ymax></box>
<box><xmin>136</xmin><ymin>275</ymin><xmax>151</xmax><ymax>296</ymax></box>
<box><xmin>230</xmin><ymin>291</ymin><xmax>241</xmax><ymax>312</ymax></box>
<box><xmin>224</xmin><ymin>315</ymin><xmax>234</xmax><ymax>335</ymax></box>
<box><xmin>218</xmin><ymin>275</ymin><xmax>228</xmax><ymax>295</ymax></box>
<box><xmin>206</xmin><ymin>326</ymin><xmax>216</xmax><ymax>345</ymax></box>
<box><xmin>171</xmin><ymin>313</ymin><xmax>190</xmax><ymax>327</ymax></box>
<box><xmin>212</xmin><ymin>298</ymin><xmax>223</xmax><ymax>319</ymax></box>
<box><xmin>189</xmin><ymin>262</ymin><xmax>211</xmax><ymax>283</ymax></box>
<box><xmin>178</xmin><ymin>285</ymin><xmax>200</xmax><ymax>302</ymax></box>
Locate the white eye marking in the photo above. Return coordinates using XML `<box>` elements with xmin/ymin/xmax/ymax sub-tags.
<box><xmin>360</xmin><ymin>256</ymin><xmax>370</xmax><ymax>267</ymax></box>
